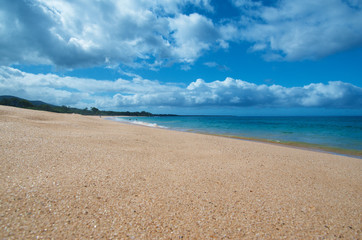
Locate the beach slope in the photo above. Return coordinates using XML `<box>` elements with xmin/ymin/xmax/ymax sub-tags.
<box><xmin>0</xmin><ymin>106</ymin><xmax>361</xmax><ymax>239</ymax></box>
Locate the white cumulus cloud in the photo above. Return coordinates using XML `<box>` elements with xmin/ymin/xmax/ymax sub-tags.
<box><xmin>1</xmin><ymin>0</ymin><xmax>361</xmax><ymax>68</ymax></box>
<box><xmin>169</xmin><ymin>13</ymin><xmax>221</xmax><ymax>63</ymax></box>
<box><xmin>0</xmin><ymin>0</ymin><xmax>224</xmax><ymax>68</ymax></box>
<box><xmin>1</xmin><ymin>67</ymin><xmax>361</xmax><ymax>110</ymax></box>
<box><xmin>234</xmin><ymin>0</ymin><xmax>362</xmax><ymax>60</ymax></box>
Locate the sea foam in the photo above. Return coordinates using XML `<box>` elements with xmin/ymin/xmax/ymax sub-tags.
<box><xmin>107</xmin><ymin>117</ymin><xmax>167</xmax><ymax>129</ymax></box>
<box><xmin>130</xmin><ymin>120</ymin><xmax>168</xmax><ymax>128</ymax></box>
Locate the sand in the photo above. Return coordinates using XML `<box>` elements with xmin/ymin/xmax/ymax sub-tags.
<box><xmin>0</xmin><ymin>105</ymin><xmax>361</xmax><ymax>239</ymax></box>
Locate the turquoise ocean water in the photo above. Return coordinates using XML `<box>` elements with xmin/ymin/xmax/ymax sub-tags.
<box><xmin>110</xmin><ymin>116</ymin><xmax>362</xmax><ymax>156</ymax></box>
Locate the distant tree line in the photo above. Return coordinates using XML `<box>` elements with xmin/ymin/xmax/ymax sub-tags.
<box><xmin>0</xmin><ymin>96</ymin><xmax>154</xmax><ymax>116</ymax></box>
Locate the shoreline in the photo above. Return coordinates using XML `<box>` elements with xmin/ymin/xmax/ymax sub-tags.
<box><xmin>1</xmin><ymin>106</ymin><xmax>361</xmax><ymax>239</ymax></box>
<box><xmin>202</xmin><ymin>132</ymin><xmax>362</xmax><ymax>159</ymax></box>
<box><xmin>106</xmin><ymin>116</ymin><xmax>362</xmax><ymax>159</ymax></box>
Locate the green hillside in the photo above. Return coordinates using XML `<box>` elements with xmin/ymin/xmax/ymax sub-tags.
<box><xmin>0</xmin><ymin>95</ymin><xmax>154</xmax><ymax>116</ymax></box>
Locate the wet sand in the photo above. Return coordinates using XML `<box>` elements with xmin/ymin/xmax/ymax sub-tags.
<box><xmin>0</xmin><ymin>106</ymin><xmax>361</xmax><ymax>239</ymax></box>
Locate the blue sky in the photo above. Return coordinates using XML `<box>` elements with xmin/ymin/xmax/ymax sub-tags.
<box><xmin>0</xmin><ymin>0</ymin><xmax>361</xmax><ymax>115</ymax></box>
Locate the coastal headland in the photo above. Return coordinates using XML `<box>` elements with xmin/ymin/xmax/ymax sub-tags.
<box><xmin>1</xmin><ymin>106</ymin><xmax>361</xmax><ymax>238</ymax></box>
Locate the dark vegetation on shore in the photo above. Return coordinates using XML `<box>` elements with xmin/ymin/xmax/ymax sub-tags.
<box><xmin>0</xmin><ymin>95</ymin><xmax>176</xmax><ymax>117</ymax></box>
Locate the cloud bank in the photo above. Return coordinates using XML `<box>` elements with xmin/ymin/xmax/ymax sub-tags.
<box><xmin>1</xmin><ymin>67</ymin><xmax>361</xmax><ymax>110</ymax></box>
<box><xmin>1</xmin><ymin>0</ymin><xmax>361</xmax><ymax>69</ymax></box>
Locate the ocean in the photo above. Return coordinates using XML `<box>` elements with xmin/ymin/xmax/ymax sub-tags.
<box><xmin>109</xmin><ymin>115</ymin><xmax>362</xmax><ymax>156</ymax></box>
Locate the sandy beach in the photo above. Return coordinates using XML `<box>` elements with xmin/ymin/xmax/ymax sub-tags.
<box><xmin>0</xmin><ymin>105</ymin><xmax>361</xmax><ymax>239</ymax></box>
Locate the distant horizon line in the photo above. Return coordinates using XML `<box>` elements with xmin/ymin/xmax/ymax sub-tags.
<box><xmin>128</xmin><ymin>114</ymin><xmax>362</xmax><ymax>117</ymax></box>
